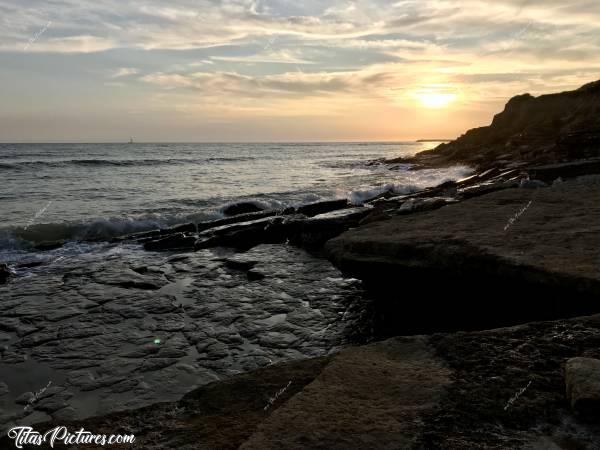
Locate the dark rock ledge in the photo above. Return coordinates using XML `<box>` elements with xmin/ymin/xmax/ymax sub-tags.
<box><xmin>111</xmin><ymin>198</ymin><xmax>367</xmax><ymax>254</ymax></box>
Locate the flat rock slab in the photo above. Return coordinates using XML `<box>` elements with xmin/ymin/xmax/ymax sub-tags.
<box><xmin>0</xmin><ymin>243</ymin><xmax>371</xmax><ymax>432</ymax></box>
<box><xmin>565</xmin><ymin>357</ymin><xmax>600</xmax><ymax>419</ymax></box>
<box><xmin>327</xmin><ymin>175</ymin><xmax>600</xmax><ymax>331</ymax></box>
<box><xmin>240</xmin><ymin>337</ymin><xmax>451</xmax><ymax>450</ymax></box>
<box><xmin>328</xmin><ymin>175</ymin><xmax>600</xmax><ymax>285</ymax></box>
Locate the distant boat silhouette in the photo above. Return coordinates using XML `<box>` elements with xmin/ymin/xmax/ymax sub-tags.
<box><xmin>128</xmin><ymin>137</ymin><xmax>134</xmax><ymax>144</ymax></box>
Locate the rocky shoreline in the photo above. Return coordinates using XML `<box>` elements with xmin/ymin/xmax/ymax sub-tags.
<box><xmin>3</xmin><ymin>81</ymin><xmax>600</xmax><ymax>448</ymax></box>
<box><xmin>10</xmin><ymin>313</ymin><xmax>600</xmax><ymax>449</ymax></box>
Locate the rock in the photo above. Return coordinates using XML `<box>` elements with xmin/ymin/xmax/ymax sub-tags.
<box><xmin>457</xmin><ymin>180</ymin><xmax>520</xmax><ymax>199</ymax></box>
<box><xmin>94</xmin><ymin>268</ymin><xmax>165</xmax><ymax>290</ymax></box>
<box><xmin>247</xmin><ymin>269</ymin><xmax>266</xmax><ymax>281</ymax></box>
<box><xmin>296</xmin><ymin>199</ymin><xmax>349</xmax><ymax>217</ymax></box>
<box><xmin>144</xmin><ymin>233</ymin><xmax>196</xmax><ymax>251</ymax></box>
<box><xmin>197</xmin><ymin>341</ymin><xmax>230</xmax><ymax>360</ymax></box>
<box><xmin>15</xmin><ymin>392</ymin><xmax>34</xmax><ymax>405</ymax></box>
<box><xmin>0</xmin><ymin>263</ymin><xmax>11</xmax><ymax>284</ymax></box>
<box><xmin>14</xmin><ymin>311</ymin><xmax>600</xmax><ymax>449</ymax></box>
<box><xmin>197</xmin><ymin>210</ymin><xmax>279</xmax><ymax>233</ymax></box>
<box><xmin>114</xmin><ymin>223</ymin><xmax>195</xmax><ymax>243</ymax></box>
<box><xmin>52</xmin><ymin>406</ymin><xmax>77</xmax><ymax>421</ymax></box>
<box><xmin>326</xmin><ymin>176</ymin><xmax>600</xmax><ymax>334</ymax></box>
<box><xmin>36</xmin><ymin>390</ymin><xmax>75</xmax><ymax>414</ymax></box>
<box><xmin>222</xmin><ymin>202</ymin><xmax>265</xmax><ymax>216</ymax></box>
<box><xmin>160</xmin><ymin>223</ymin><xmax>196</xmax><ymax>235</ymax></box>
<box><xmin>0</xmin><ymin>242</ymin><xmax>372</xmax><ymax>433</ymax></box>
<box><xmin>396</xmin><ymin>197</ymin><xmax>456</xmax><ymax>214</ymax></box>
<box><xmin>358</xmin><ymin>210</ymin><xmax>393</xmax><ymax>226</ymax></box>
<box><xmin>113</xmin><ymin>229</ymin><xmax>161</xmax><ymax>242</ymax></box>
<box><xmin>33</xmin><ymin>240</ymin><xmax>65</xmax><ymax>251</ymax></box>
<box><xmin>195</xmin><ymin>204</ymin><xmax>369</xmax><ymax>251</ymax></box>
<box><xmin>131</xmin><ymin>265</ymin><xmax>148</xmax><ymax>274</ymax></box>
<box><xmin>195</xmin><ymin>216</ymin><xmax>295</xmax><ymax>250</ymax></box>
<box><xmin>241</xmin><ymin>337</ymin><xmax>450</xmax><ymax>450</ymax></box>
<box><xmin>289</xmin><ymin>207</ymin><xmax>371</xmax><ymax>248</ymax></box>
<box><xmin>20</xmin><ymin>357</ymin><xmax>332</xmax><ymax>450</ymax></box>
<box><xmin>529</xmin><ymin>158</ymin><xmax>600</xmax><ymax>183</ymax></box>
<box><xmin>16</xmin><ymin>261</ymin><xmax>45</xmax><ymax>269</ymax></box>
<box><xmin>519</xmin><ymin>179</ymin><xmax>548</xmax><ymax>189</ymax></box>
<box><xmin>565</xmin><ymin>357</ymin><xmax>600</xmax><ymax>419</ymax></box>
<box><xmin>224</xmin><ymin>259</ymin><xmax>258</xmax><ymax>271</ymax></box>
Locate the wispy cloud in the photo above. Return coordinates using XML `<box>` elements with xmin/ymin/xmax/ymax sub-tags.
<box><xmin>2</xmin><ymin>0</ymin><xmax>600</xmax><ymax>141</ymax></box>
<box><xmin>111</xmin><ymin>67</ymin><xmax>139</xmax><ymax>78</ymax></box>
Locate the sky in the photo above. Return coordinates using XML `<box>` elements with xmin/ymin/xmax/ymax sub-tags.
<box><xmin>1</xmin><ymin>0</ymin><xmax>599</xmax><ymax>142</ymax></box>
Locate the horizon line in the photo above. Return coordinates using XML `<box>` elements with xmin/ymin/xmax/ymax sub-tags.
<box><xmin>0</xmin><ymin>138</ymin><xmax>453</xmax><ymax>145</ymax></box>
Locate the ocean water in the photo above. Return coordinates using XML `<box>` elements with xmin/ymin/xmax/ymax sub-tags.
<box><xmin>0</xmin><ymin>142</ymin><xmax>470</xmax><ymax>266</ymax></box>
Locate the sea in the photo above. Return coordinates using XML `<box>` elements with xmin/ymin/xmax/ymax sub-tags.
<box><xmin>0</xmin><ymin>142</ymin><xmax>470</xmax><ymax>270</ymax></box>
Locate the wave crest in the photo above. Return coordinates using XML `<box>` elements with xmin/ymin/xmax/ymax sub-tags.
<box><xmin>0</xmin><ymin>213</ymin><xmax>212</xmax><ymax>250</ymax></box>
<box><xmin>349</xmin><ymin>183</ymin><xmax>419</xmax><ymax>205</ymax></box>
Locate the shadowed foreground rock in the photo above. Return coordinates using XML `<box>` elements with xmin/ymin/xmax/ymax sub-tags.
<box><xmin>17</xmin><ymin>314</ymin><xmax>600</xmax><ymax>449</ymax></box>
<box><xmin>240</xmin><ymin>337</ymin><xmax>450</xmax><ymax>450</ymax></box>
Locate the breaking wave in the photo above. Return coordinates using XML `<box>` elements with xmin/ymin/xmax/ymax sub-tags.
<box><xmin>0</xmin><ymin>213</ymin><xmax>212</xmax><ymax>250</ymax></box>
<box><xmin>349</xmin><ymin>183</ymin><xmax>420</xmax><ymax>205</ymax></box>
<box><xmin>0</xmin><ymin>156</ymin><xmax>258</xmax><ymax>170</ymax></box>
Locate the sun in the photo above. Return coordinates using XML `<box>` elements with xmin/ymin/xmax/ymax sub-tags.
<box><xmin>414</xmin><ymin>87</ymin><xmax>458</xmax><ymax>109</ymax></box>
<box><xmin>418</xmin><ymin>92</ymin><xmax>457</xmax><ymax>109</ymax></box>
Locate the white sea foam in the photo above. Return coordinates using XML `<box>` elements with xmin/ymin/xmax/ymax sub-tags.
<box><xmin>348</xmin><ymin>165</ymin><xmax>472</xmax><ymax>205</ymax></box>
<box><xmin>349</xmin><ymin>183</ymin><xmax>420</xmax><ymax>205</ymax></box>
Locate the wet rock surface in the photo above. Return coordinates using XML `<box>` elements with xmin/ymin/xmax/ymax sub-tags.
<box><xmin>0</xmin><ymin>263</ymin><xmax>10</xmax><ymax>284</ymax></box>
<box><xmin>194</xmin><ymin>216</ymin><xmax>291</xmax><ymax>250</ymax></box>
<box><xmin>143</xmin><ymin>232</ymin><xmax>196</xmax><ymax>251</ymax></box>
<box><xmin>296</xmin><ymin>199</ymin><xmax>349</xmax><ymax>217</ymax></box>
<box><xmin>0</xmin><ymin>243</ymin><xmax>373</xmax><ymax>432</ymax></box>
<box><xmin>22</xmin><ymin>357</ymin><xmax>332</xmax><ymax>450</ymax></box>
<box><xmin>196</xmin><ymin>210</ymin><xmax>279</xmax><ymax>233</ymax></box>
<box><xmin>289</xmin><ymin>207</ymin><xmax>372</xmax><ymax>248</ymax></box>
<box><xmin>221</xmin><ymin>201</ymin><xmax>266</xmax><ymax>216</ymax></box>
<box><xmin>130</xmin><ymin>198</ymin><xmax>367</xmax><ymax>253</ymax></box>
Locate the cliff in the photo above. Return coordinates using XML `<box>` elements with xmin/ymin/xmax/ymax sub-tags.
<box><xmin>404</xmin><ymin>80</ymin><xmax>600</xmax><ymax>170</ymax></box>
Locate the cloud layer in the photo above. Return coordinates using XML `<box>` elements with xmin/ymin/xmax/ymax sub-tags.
<box><xmin>2</xmin><ymin>0</ymin><xmax>599</xmax><ymax>140</ymax></box>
